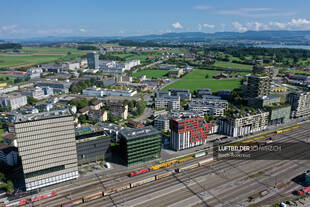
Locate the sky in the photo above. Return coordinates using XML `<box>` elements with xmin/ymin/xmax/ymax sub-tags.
<box><xmin>1</xmin><ymin>0</ymin><xmax>310</xmax><ymax>38</ymax></box>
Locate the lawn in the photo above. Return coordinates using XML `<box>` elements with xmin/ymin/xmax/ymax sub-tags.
<box><xmin>0</xmin><ymin>46</ymin><xmax>95</xmax><ymax>68</ymax></box>
<box><xmin>163</xmin><ymin>79</ymin><xmax>241</xmax><ymax>92</ymax></box>
<box><xmin>214</xmin><ymin>61</ymin><xmax>253</xmax><ymax>70</ymax></box>
<box><xmin>163</xmin><ymin>69</ymin><xmax>243</xmax><ymax>92</ymax></box>
<box><xmin>133</xmin><ymin>69</ymin><xmax>168</xmax><ymax>78</ymax></box>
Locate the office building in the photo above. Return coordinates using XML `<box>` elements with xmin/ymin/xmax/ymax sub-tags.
<box><xmin>0</xmin><ymin>93</ymin><xmax>27</xmax><ymax>110</ymax></box>
<box><xmin>87</xmin><ymin>52</ymin><xmax>99</xmax><ymax>69</ymax></box>
<box><xmin>248</xmin><ymin>95</ymin><xmax>281</xmax><ymax>108</ymax></box>
<box><xmin>286</xmin><ymin>91</ymin><xmax>310</xmax><ymax>118</ymax></box>
<box><xmin>76</xmin><ymin>130</ymin><xmax>111</xmax><ymax>165</ymax></box>
<box><xmin>170</xmin><ymin>117</ymin><xmax>212</xmax><ymax>151</ymax></box>
<box><xmin>119</xmin><ymin>126</ymin><xmax>161</xmax><ymax>166</ymax></box>
<box><xmin>14</xmin><ymin>110</ymin><xmax>79</xmax><ymax>191</ymax></box>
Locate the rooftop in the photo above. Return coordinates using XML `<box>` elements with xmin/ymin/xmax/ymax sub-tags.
<box><xmin>14</xmin><ymin>109</ymin><xmax>72</xmax><ymax>123</ymax></box>
<box><xmin>120</xmin><ymin>126</ymin><xmax>160</xmax><ymax>140</ymax></box>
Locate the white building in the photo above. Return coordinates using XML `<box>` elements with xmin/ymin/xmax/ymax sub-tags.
<box><xmin>82</xmin><ymin>86</ymin><xmax>104</xmax><ymax>97</ymax></box>
<box><xmin>188</xmin><ymin>104</ymin><xmax>225</xmax><ymax>117</ymax></box>
<box><xmin>154</xmin><ymin>116</ymin><xmax>170</xmax><ymax>131</ymax></box>
<box><xmin>100</xmin><ymin>60</ymin><xmax>140</xmax><ymax>74</ymax></box>
<box><xmin>83</xmin><ymin>86</ymin><xmax>137</xmax><ymax>97</ymax></box>
<box><xmin>0</xmin><ymin>93</ymin><xmax>27</xmax><ymax>110</ymax></box>
<box><xmin>155</xmin><ymin>96</ymin><xmax>180</xmax><ymax>110</ymax></box>
<box><xmin>218</xmin><ymin>112</ymin><xmax>269</xmax><ymax>137</ymax></box>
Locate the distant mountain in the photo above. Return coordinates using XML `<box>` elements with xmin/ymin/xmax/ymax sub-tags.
<box><xmin>6</xmin><ymin>30</ymin><xmax>310</xmax><ymax>45</ymax></box>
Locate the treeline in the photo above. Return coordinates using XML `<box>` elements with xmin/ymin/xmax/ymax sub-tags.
<box><xmin>206</xmin><ymin>46</ymin><xmax>310</xmax><ymax>62</ymax></box>
<box><xmin>108</xmin><ymin>40</ymin><xmax>161</xmax><ymax>47</ymax></box>
<box><xmin>0</xmin><ymin>43</ymin><xmax>22</xmax><ymax>49</ymax></box>
<box><xmin>69</xmin><ymin>78</ymin><xmax>96</xmax><ymax>93</ymax></box>
<box><xmin>77</xmin><ymin>45</ymin><xmax>98</xmax><ymax>50</ymax></box>
<box><xmin>99</xmin><ymin>54</ymin><xmax>125</xmax><ymax>61</ymax></box>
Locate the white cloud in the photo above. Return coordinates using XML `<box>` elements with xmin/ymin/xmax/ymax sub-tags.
<box><xmin>269</xmin><ymin>21</ymin><xmax>287</xmax><ymax>29</ymax></box>
<box><xmin>193</xmin><ymin>5</ymin><xmax>212</xmax><ymax>10</ymax></box>
<box><xmin>232</xmin><ymin>22</ymin><xmax>247</xmax><ymax>32</ymax></box>
<box><xmin>246</xmin><ymin>22</ymin><xmax>269</xmax><ymax>31</ymax></box>
<box><xmin>198</xmin><ymin>24</ymin><xmax>202</xmax><ymax>31</ymax></box>
<box><xmin>172</xmin><ymin>22</ymin><xmax>183</xmax><ymax>29</ymax></box>
<box><xmin>1</xmin><ymin>25</ymin><xmax>17</xmax><ymax>31</ymax></box>
<box><xmin>288</xmin><ymin>18</ymin><xmax>310</xmax><ymax>27</ymax></box>
<box><xmin>79</xmin><ymin>28</ymin><xmax>86</xmax><ymax>32</ymax></box>
<box><xmin>203</xmin><ymin>24</ymin><xmax>215</xmax><ymax>29</ymax></box>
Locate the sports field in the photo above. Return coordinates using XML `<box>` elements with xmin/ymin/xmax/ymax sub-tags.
<box><xmin>163</xmin><ymin>69</ymin><xmax>243</xmax><ymax>92</ymax></box>
<box><xmin>132</xmin><ymin>69</ymin><xmax>168</xmax><ymax>78</ymax></box>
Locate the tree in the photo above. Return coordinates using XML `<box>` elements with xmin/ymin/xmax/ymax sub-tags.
<box><xmin>27</xmin><ymin>96</ymin><xmax>38</xmax><ymax>105</ymax></box>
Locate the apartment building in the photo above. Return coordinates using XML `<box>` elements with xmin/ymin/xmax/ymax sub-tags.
<box><xmin>170</xmin><ymin>116</ymin><xmax>212</xmax><ymax>151</ymax></box>
<box><xmin>155</xmin><ymin>96</ymin><xmax>180</xmax><ymax>110</ymax></box>
<box><xmin>286</xmin><ymin>91</ymin><xmax>310</xmax><ymax>118</ymax></box>
<box><xmin>188</xmin><ymin>104</ymin><xmax>225</xmax><ymax>117</ymax></box>
<box><xmin>110</xmin><ymin>102</ymin><xmax>128</xmax><ymax>120</ymax></box>
<box><xmin>0</xmin><ymin>93</ymin><xmax>27</xmax><ymax>110</ymax></box>
<box><xmin>247</xmin><ymin>75</ymin><xmax>271</xmax><ymax>98</ymax></box>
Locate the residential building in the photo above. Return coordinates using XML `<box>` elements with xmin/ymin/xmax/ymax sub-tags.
<box><xmin>218</xmin><ymin>111</ymin><xmax>269</xmax><ymax>137</ymax></box>
<box><xmin>155</xmin><ymin>96</ymin><xmax>180</xmax><ymax>110</ymax></box>
<box><xmin>168</xmin><ymin>68</ymin><xmax>183</xmax><ymax>78</ymax></box>
<box><xmin>170</xmin><ymin>116</ymin><xmax>212</xmax><ymax>151</ymax></box>
<box><xmin>286</xmin><ymin>91</ymin><xmax>310</xmax><ymax>118</ymax></box>
<box><xmin>26</xmin><ymin>68</ymin><xmax>42</xmax><ymax>79</ymax></box>
<box><xmin>247</xmin><ymin>75</ymin><xmax>271</xmax><ymax>98</ymax></box>
<box><xmin>197</xmin><ymin>88</ymin><xmax>212</xmax><ymax>97</ymax></box>
<box><xmin>87</xmin><ymin>52</ymin><xmax>99</xmax><ymax>69</ymax></box>
<box><xmin>216</xmin><ymin>89</ymin><xmax>232</xmax><ymax>99</ymax></box>
<box><xmin>126</xmin><ymin>120</ymin><xmax>144</xmax><ymax>128</ymax></box>
<box><xmin>14</xmin><ymin>110</ymin><xmax>79</xmax><ymax>191</ymax></box>
<box><xmin>253</xmin><ymin>65</ymin><xmax>278</xmax><ymax>78</ymax></box>
<box><xmin>248</xmin><ymin>95</ymin><xmax>281</xmax><ymax>108</ymax></box>
<box><xmin>191</xmin><ymin>98</ymin><xmax>228</xmax><ymax>109</ymax></box>
<box><xmin>0</xmin><ymin>93</ymin><xmax>27</xmax><ymax>110</ymax></box>
<box><xmin>90</xmin><ymin>100</ymin><xmax>103</xmax><ymax>110</ymax></box>
<box><xmin>0</xmin><ymin>85</ymin><xmax>19</xmax><ymax>94</ymax></box>
<box><xmin>88</xmin><ymin>110</ymin><xmax>108</xmax><ymax>122</ymax></box>
<box><xmin>22</xmin><ymin>87</ymin><xmax>47</xmax><ymax>100</ymax></box>
<box><xmin>119</xmin><ymin>126</ymin><xmax>161</xmax><ymax>166</ymax></box>
<box><xmin>169</xmin><ymin>89</ymin><xmax>191</xmax><ymax>101</ymax></box>
<box><xmin>76</xmin><ymin>130</ymin><xmax>111</xmax><ymax>165</ymax></box>
<box><xmin>154</xmin><ymin>116</ymin><xmax>170</xmax><ymax>131</ymax></box>
<box><xmin>36</xmin><ymin>80</ymin><xmax>72</xmax><ymax>94</ymax></box>
<box><xmin>188</xmin><ymin>104</ymin><xmax>225</xmax><ymax>117</ymax></box>
<box><xmin>110</xmin><ymin>102</ymin><xmax>128</xmax><ymax>120</ymax></box>
<box><xmin>0</xmin><ymin>143</ymin><xmax>19</xmax><ymax>166</ymax></box>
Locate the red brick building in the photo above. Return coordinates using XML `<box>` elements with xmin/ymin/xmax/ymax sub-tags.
<box><xmin>170</xmin><ymin>117</ymin><xmax>212</xmax><ymax>151</ymax></box>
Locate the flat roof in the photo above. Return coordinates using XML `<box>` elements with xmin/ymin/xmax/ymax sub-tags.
<box><xmin>14</xmin><ymin>109</ymin><xmax>72</xmax><ymax>123</ymax></box>
<box><xmin>120</xmin><ymin>126</ymin><xmax>160</xmax><ymax>140</ymax></box>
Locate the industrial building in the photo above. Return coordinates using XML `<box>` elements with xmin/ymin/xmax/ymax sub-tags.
<box><xmin>119</xmin><ymin>126</ymin><xmax>162</xmax><ymax>166</ymax></box>
<box><xmin>170</xmin><ymin>116</ymin><xmax>212</xmax><ymax>151</ymax></box>
<box><xmin>14</xmin><ymin>110</ymin><xmax>79</xmax><ymax>191</ymax></box>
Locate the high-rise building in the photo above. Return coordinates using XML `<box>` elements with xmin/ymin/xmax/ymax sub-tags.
<box><xmin>170</xmin><ymin>116</ymin><xmax>212</xmax><ymax>151</ymax></box>
<box><xmin>253</xmin><ymin>65</ymin><xmax>278</xmax><ymax>79</ymax></box>
<box><xmin>286</xmin><ymin>91</ymin><xmax>310</xmax><ymax>118</ymax></box>
<box><xmin>119</xmin><ymin>126</ymin><xmax>161</xmax><ymax>166</ymax></box>
<box><xmin>87</xmin><ymin>52</ymin><xmax>99</xmax><ymax>69</ymax></box>
<box><xmin>14</xmin><ymin>110</ymin><xmax>79</xmax><ymax>191</ymax></box>
<box><xmin>247</xmin><ymin>75</ymin><xmax>271</xmax><ymax>98</ymax></box>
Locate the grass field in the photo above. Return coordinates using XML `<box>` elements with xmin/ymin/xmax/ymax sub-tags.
<box><xmin>0</xmin><ymin>46</ymin><xmax>95</xmax><ymax>68</ymax></box>
<box><xmin>214</xmin><ymin>61</ymin><xmax>253</xmax><ymax>70</ymax></box>
<box><xmin>163</xmin><ymin>69</ymin><xmax>242</xmax><ymax>92</ymax></box>
<box><xmin>132</xmin><ymin>69</ymin><xmax>168</xmax><ymax>78</ymax></box>
<box><xmin>163</xmin><ymin>79</ymin><xmax>241</xmax><ymax>92</ymax></box>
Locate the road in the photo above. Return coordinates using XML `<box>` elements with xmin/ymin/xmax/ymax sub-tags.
<box><xmin>30</xmin><ymin>122</ymin><xmax>310</xmax><ymax>207</ymax></box>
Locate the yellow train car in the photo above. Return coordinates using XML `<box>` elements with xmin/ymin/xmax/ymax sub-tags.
<box><xmin>150</xmin><ymin>160</ymin><xmax>177</xmax><ymax>171</ymax></box>
<box><xmin>177</xmin><ymin>156</ymin><xmax>194</xmax><ymax>163</ymax></box>
<box><xmin>276</xmin><ymin>125</ymin><xmax>300</xmax><ymax>134</ymax></box>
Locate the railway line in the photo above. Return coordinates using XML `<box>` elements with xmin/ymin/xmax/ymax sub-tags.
<box><xmin>6</xmin><ymin>122</ymin><xmax>310</xmax><ymax>207</ymax></box>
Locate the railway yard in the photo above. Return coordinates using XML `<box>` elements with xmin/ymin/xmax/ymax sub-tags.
<box><xmin>6</xmin><ymin>122</ymin><xmax>310</xmax><ymax>207</ymax></box>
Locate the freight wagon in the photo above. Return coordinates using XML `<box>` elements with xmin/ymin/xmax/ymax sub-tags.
<box><xmin>176</xmin><ymin>163</ymin><xmax>199</xmax><ymax>173</ymax></box>
<box><xmin>155</xmin><ymin>171</ymin><xmax>174</xmax><ymax>180</ymax></box>
<box><xmin>130</xmin><ymin>176</ymin><xmax>155</xmax><ymax>188</ymax></box>
<box><xmin>194</xmin><ymin>152</ymin><xmax>206</xmax><ymax>158</ymax></box>
<box><xmin>83</xmin><ymin>192</ymin><xmax>103</xmax><ymax>202</ymax></box>
<box><xmin>103</xmin><ymin>184</ymin><xmax>130</xmax><ymax>196</ymax></box>
<box><xmin>60</xmin><ymin>198</ymin><xmax>83</xmax><ymax>207</ymax></box>
<box><xmin>150</xmin><ymin>160</ymin><xmax>177</xmax><ymax>171</ymax></box>
<box><xmin>198</xmin><ymin>158</ymin><xmax>214</xmax><ymax>166</ymax></box>
<box><xmin>177</xmin><ymin>156</ymin><xmax>194</xmax><ymax>163</ymax></box>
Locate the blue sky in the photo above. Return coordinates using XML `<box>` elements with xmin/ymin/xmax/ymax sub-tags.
<box><xmin>1</xmin><ymin>0</ymin><xmax>310</xmax><ymax>38</ymax></box>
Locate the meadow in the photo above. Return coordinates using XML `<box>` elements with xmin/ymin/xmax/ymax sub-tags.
<box><xmin>132</xmin><ymin>69</ymin><xmax>168</xmax><ymax>78</ymax></box>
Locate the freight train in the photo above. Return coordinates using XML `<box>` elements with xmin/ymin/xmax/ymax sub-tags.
<box><xmin>2</xmin><ymin>191</ymin><xmax>57</xmax><ymax>207</ymax></box>
<box><xmin>3</xmin><ymin>157</ymin><xmax>214</xmax><ymax>207</ymax></box>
